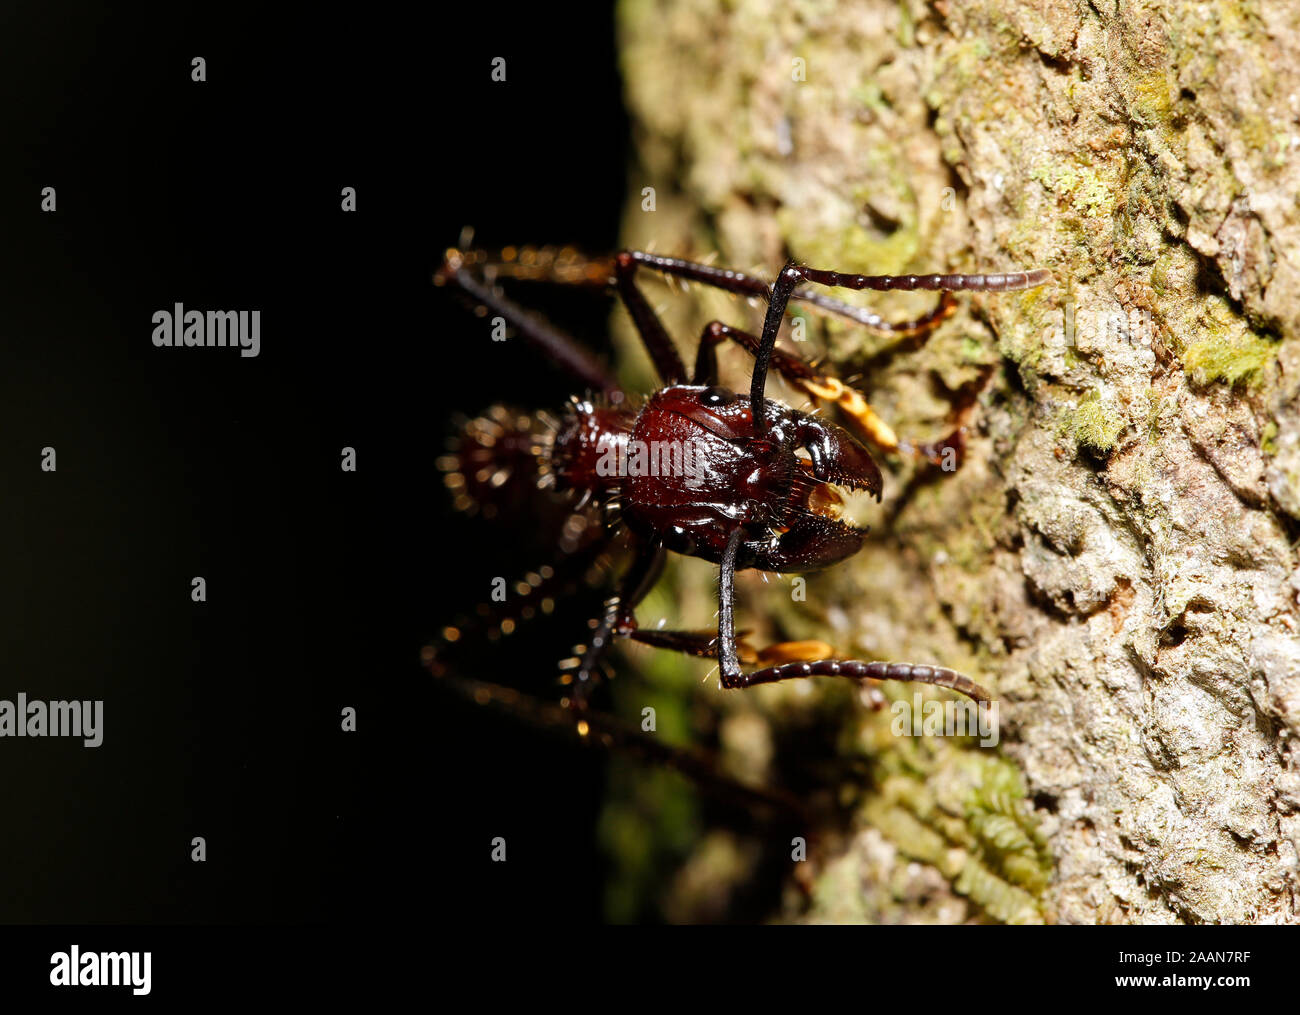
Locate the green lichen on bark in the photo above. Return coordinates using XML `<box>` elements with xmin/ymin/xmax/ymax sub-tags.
<box><xmin>1183</xmin><ymin>333</ymin><xmax>1279</xmax><ymax>388</ymax></box>
<box><xmin>612</xmin><ymin>0</ymin><xmax>1300</xmax><ymax>923</ymax></box>
<box><xmin>1061</xmin><ymin>391</ymin><xmax>1128</xmax><ymax>453</ymax></box>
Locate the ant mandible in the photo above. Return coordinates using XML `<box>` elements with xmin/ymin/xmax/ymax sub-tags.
<box><xmin>430</xmin><ymin>241</ymin><xmax>1049</xmax><ymax>719</ymax></box>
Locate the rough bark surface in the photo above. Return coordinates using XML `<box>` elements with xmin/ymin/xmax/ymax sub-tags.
<box><xmin>612</xmin><ymin>0</ymin><xmax>1300</xmax><ymax>923</ymax></box>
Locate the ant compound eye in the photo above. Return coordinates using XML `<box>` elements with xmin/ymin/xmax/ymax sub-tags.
<box><xmin>700</xmin><ymin>385</ymin><xmax>736</xmax><ymax>407</ymax></box>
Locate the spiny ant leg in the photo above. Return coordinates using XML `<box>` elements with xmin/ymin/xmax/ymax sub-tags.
<box><xmin>797</xmin><ymin>266</ymin><xmax>1053</xmax><ymax>293</ymax></box>
<box><xmin>692</xmin><ymin>319</ymin><xmax>897</xmax><ymax>453</ymax></box>
<box><xmin>750</xmin><ymin>261</ymin><xmax>1050</xmax><ymax>437</ymax></box>
<box><xmin>626</xmin><ymin>251</ymin><xmax>1006</xmax><ymax>336</ymax></box>
<box><xmin>793</xmin><ymin>288</ymin><xmax>959</xmax><ymax>340</ymax></box>
<box><xmin>713</xmin><ymin>528</ymin><xmax>992</xmax><ymax>703</ymax></box>
<box><xmin>435</xmin><ymin>248</ymin><xmax>620</xmax><ymax>397</ymax></box>
<box><xmin>692</xmin><ymin>318</ymin><xmax>877</xmax><ymax>400</ymax></box>
<box><xmin>565</xmin><ymin>541</ymin><xmax>667</xmax><ymax>711</ymax></box>
<box><xmin>436</xmin><ymin>245</ymin><xmax>691</xmax><ymax>385</ymax></box>
<box><xmin>627</xmin><ymin>626</ymin><xmax>890</xmax><ymax>710</ymax></box>
<box><xmin>627</xmin><ymin>626</ymin><xmax>720</xmax><ymax>659</ymax></box>
<box><xmin>438</xmin><ymin>246</ymin><xmax>690</xmax><ymax>385</ymax></box>
<box><xmin>692</xmin><ymin>320</ymin><xmax>734</xmax><ymax>386</ymax></box>
<box><xmin>632</xmin><ymin>629</ymin><xmax>838</xmax><ymax>667</ymax></box>
<box><xmin>767</xmin><ymin>262</ymin><xmax>1051</xmax><ymax>414</ymax></box>
<box><xmin>640</xmin><ymin>251</ymin><xmax>1047</xmax><ymax>456</ymax></box>
<box><xmin>786</xmin><ymin>264</ymin><xmax>1047</xmax><ymax>462</ymax></box>
<box><xmin>612</xmin><ymin>252</ymin><xmax>688</xmax><ymax>385</ymax></box>
<box><xmin>438</xmin><ymin>244</ymin><xmax>616</xmax><ymax>288</ymax></box>
<box><xmin>733</xmin><ymin>657</ymin><xmax>992</xmax><ymax>704</ymax></box>
<box><xmin>852</xmin><ymin>295</ymin><xmax>961</xmax><ymax>370</ymax></box>
<box><xmin>691</xmin><ymin>319</ymin><xmax>942</xmax><ymax>466</ymax></box>
<box><xmin>717</xmin><ymin>529</ymin><xmax>747</xmax><ymax>678</ymax></box>
<box><xmin>628</xmin><ymin>626</ymin><xmax>829</xmax><ymax>663</ymax></box>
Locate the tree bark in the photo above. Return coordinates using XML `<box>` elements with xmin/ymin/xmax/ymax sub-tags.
<box><xmin>613</xmin><ymin>0</ymin><xmax>1300</xmax><ymax>923</ymax></box>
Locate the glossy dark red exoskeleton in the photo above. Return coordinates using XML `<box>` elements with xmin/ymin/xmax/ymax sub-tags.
<box><xmin>430</xmin><ymin>243</ymin><xmax>1049</xmax><ymax>723</ymax></box>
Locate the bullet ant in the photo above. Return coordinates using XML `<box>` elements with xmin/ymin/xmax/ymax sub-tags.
<box><xmin>427</xmin><ymin>240</ymin><xmax>1048</xmax><ymax>808</ymax></box>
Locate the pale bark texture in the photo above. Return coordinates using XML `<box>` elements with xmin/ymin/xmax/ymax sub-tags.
<box><xmin>609</xmin><ymin>0</ymin><xmax>1300</xmax><ymax>923</ymax></box>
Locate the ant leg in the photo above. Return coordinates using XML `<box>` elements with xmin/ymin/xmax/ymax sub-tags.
<box><xmin>626</xmin><ymin>627</ymin><xmax>718</xmax><ymax>658</ymax></box>
<box><xmin>435</xmin><ymin>248</ymin><xmax>621</xmax><ymax>397</ymax></box>
<box><xmin>749</xmin><ymin>263</ymin><xmax>1049</xmax><ymax>438</ymax></box>
<box><xmin>752</xmin><ymin>262</ymin><xmax>1046</xmax><ymax>457</ymax></box>
<box><xmin>625</xmin><ymin>251</ymin><xmax>1040</xmax><ymax>337</ymax></box>
<box><xmin>565</xmin><ymin>542</ymin><xmax>668</xmax><ymax>710</ymax></box>
<box><xmin>692</xmin><ymin>320</ymin><xmax>948</xmax><ymax>466</ymax></box>
<box><xmin>629</xmin><ymin>627</ymin><xmax>841</xmax><ymax>668</ymax></box>
<box><xmin>692</xmin><ymin>319</ymin><xmax>899</xmax><ymax>449</ymax></box>
<box><xmin>436</xmin><ymin>244</ymin><xmax>616</xmax><ymax>288</ymax></box>
<box><xmin>620</xmin><ymin>252</ymin><xmax>1047</xmax><ymax>428</ymax></box>
<box><xmin>460</xmin><ymin>245</ymin><xmax>957</xmax><ymax>340</ymax></box>
<box><xmin>627</xmin><ymin>627</ymin><xmax>889</xmax><ymax>710</ymax></box>
<box><xmin>438</xmin><ymin>244</ymin><xmax>690</xmax><ymax>387</ymax></box>
<box><xmin>713</xmin><ymin>530</ymin><xmax>992</xmax><ymax>703</ymax></box>
<box><xmin>691</xmin><ymin>320</ymin><xmax>730</xmax><ymax>387</ymax></box>
<box><xmin>612</xmin><ymin>252</ymin><xmax>688</xmax><ymax>385</ymax></box>
<box><xmin>427</xmin><ymin>662</ymin><xmax>806</xmax><ymax>819</ymax></box>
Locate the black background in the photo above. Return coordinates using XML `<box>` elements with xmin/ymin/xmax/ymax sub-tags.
<box><xmin>3</xmin><ymin>3</ymin><xmax>628</xmax><ymax>924</ymax></box>
<box><xmin>0</xmin><ymin>5</ymin><xmax>1290</xmax><ymax>995</ymax></box>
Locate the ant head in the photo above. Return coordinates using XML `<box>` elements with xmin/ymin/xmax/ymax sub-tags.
<box><xmin>752</xmin><ymin>394</ymin><xmax>883</xmax><ymax>573</ymax></box>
